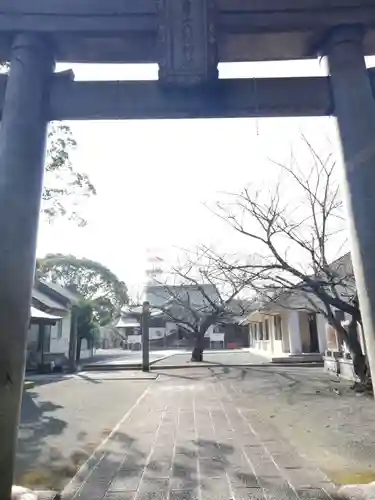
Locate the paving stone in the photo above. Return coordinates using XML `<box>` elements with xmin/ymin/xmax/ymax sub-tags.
<box><xmin>135</xmin><ymin>479</ymin><xmax>169</xmax><ymax>500</ymax></box>
<box><xmin>143</xmin><ymin>460</ymin><xmax>172</xmax><ymax>479</ymax></box>
<box><xmin>231</xmin><ymin>486</ymin><xmax>266</xmax><ymax>500</ymax></box>
<box><xmin>228</xmin><ymin>470</ymin><xmax>260</xmax><ymax>488</ymax></box>
<box><xmin>103</xmin><ymin>492</ymin><xmax>136</xmax><ymax>500</ymax></box>
<box><xmin>108</xmin><ymin>467</ymin><xmax>143</xmax><ymax>492</ymax></box>
<box><xmin>199</xmin><ymin>457</ymin><xmax>227</xmax><ymax>477</ymax></box>
<box><xmin>295</xmin><ymin>488</ymin><xmax>332</xmax><ymax>500</ymax></box>
<box><xmin>283</xmin><ymin>469</ymin><xmax>331</xmax><ymax>489</ymax></box>
<box><xmin>250</xmin><ymin>459</ymin><xmax>281</xmax><ymax>478</ymax></box>
<box><xmin>270</xmin><ymin>452</ymin><xmax>307</xmax><ymax>469</ymax></box>
<box><xmin>75</xmin><ymin>457</ymin><xmax>117</xmax><ymax>500</ymax></box>
<box><xmin>170</xmin><ymin>462</ymin><xmax>198</xmax><ymax>490</ymax></box>
<box><xmin>66</xmin><ymin>366</ymin><xmax>340</xmax><ymax>500</ymax></box>
<box><xmin>201</xmin><ymin>477</ymin><xmax>231</xmax><ymax>500</ymax></box>
<box><xmin>257</xmin><ymin>477</ymin><xmax>292</xmax><ymax>492</ymax></box>
<box><xmin>169</xmin><ymin>490</ymin><xmax>199</xmax><ymax>500</ymax></box>
<box><xmin>262</xmin><ymin>485</ymin><xmax>298</xmax><ymax>500</ymax></box>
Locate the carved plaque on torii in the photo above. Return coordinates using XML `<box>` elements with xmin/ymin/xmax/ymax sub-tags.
<box><xmin>156</xmin><ymin>0</ymin><xmax>218</xmax><ymax>85</ymax></box>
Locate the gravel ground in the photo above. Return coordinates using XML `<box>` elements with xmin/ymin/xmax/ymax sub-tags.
<box><xmin>153</xmin><ymin>350</ymin><xmax>269</xmax><ymax>367</ymax></box>
<box><xmin>16</xmin><ymin>363</ymin><xmax>375</xmax><ymax>493</ymax></box>
<box><xmin>16</xmin><ymin>373</ymin><xmax>151</xmax><ymax>490</ymax></box>
<box><xmin>210</xmin><ymin>364</ymin><xmax>375</xmax><ymax>485</ymax></box>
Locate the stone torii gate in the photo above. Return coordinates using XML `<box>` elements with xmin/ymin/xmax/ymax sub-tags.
<box><xmin>1</xmin><ymin>0</ymin><xmax>375</xmax><ymax>497</ymax></box>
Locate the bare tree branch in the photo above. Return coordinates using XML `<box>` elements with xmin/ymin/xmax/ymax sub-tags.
<box><xmin>214</xmin><ymin>137</ymin><xmax>367</xmax><ymax>382</ymax></box>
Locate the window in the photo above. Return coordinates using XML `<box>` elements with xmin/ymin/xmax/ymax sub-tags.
<box><xmin>274</xmin><ymin>315</ymin><xmax>283</xmax><ymax>341</ymax></box>
<box><xmin>264</xmin><ymin>319</ymin><xmax>269</xmax><ymax>340</ymax></box>
<box><xmin>258</xmin><ymin>322</ymin><xmax>264</xmax><ymax>340</ymax></box>
<box><xmin>57</xmin><ymin>319</ymin><xmax>63</xmax><ymax>339</ymax></box>
<box><xmin>213</xmin><ymin>325</ymin><xmax>221</xmax><ymax>333</ymax></box>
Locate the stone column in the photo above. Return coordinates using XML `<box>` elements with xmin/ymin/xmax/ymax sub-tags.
<box><xmin>288</xmin><ymin>311</ymin><xmax>302</xmax><ymax>354</ymax></box>
<box><xmin>0</xmin><ymin>34</ymin><xmax>54</xmax><ymax>498</ymax></box>
<box><xmin>324</xmin><ymin>26</ymin><xmax>375</xmax><ymax>389</ymax></box>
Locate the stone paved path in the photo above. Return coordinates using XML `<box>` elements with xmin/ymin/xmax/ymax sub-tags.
<box><xmin>63</xmin><ymin>368</ymin><xmax>336</xmax><ymax>500</ymax></box>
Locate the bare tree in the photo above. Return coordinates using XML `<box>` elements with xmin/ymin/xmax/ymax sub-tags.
<box><xmin>216</xmin><ymin>138</ymin><xmax>368</xmax><ymax>385</ymax></box>
<box><xmin>148</xmin><ymin>248</ymin><xmax>251</xmax><ymax>362</ymax></box>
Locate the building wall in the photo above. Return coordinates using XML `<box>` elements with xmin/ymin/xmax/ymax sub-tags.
<box><xmin>80</xmin><ymin>339</ymin><xmax>93</xmax><ymax>360</ymax></box>
<box><xmin>287</xmin><ymin>311</ymin><xmax>302</xmax><ymax>353</ymax></box>
<box><xmin>316</xmin><ymin>314</ymin><xmax>327</xmax><ymax>353</ymax></box>
<box><xmin>50</xmin><ymin>312</ymin><xmax>71</xmax><ymax>356</ymax></box>
<box><xmin>299</xmin><ymin>312</ymin><xmax>311</xmax><ymax>353</ymax></box>
<box><xmin>281</xmin><ymin>313</ymin><xmax>290</xmax><ymax>353</ymax></box>
<box><xmin>249</xmin><ymin>315</ymin><xmax>274</xmax><ymax>356</ymax></box>
<box><xmin>249</xmin><ymin>310</ymin><xmax>326</xmax><ymax>357</ymax></box>
<box><xmin>27</xmin><ymin>324</ymin><xmax>39</xmax><ymax>353</ymax></box>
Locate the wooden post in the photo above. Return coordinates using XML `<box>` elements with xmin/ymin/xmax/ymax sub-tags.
<box><xmin>0</xmin><ymin>33</ymin><xmax>54</xmax><ymax>498</ymax></box>
<box><xmin>142</xmin><ymin>302</ymin><xmax>150</xmax><ymax>372</ymax></box>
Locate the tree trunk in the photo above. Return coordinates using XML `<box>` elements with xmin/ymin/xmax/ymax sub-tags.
<box><xmin>332</xmin><ymin>314</ymin><xmax>368</xmax><ymax>384</ymax></box>
<box><xmin>347</xmin><ymin>316</ymin><xmax>368</xmax><ymax>384</ymax></box>
<box><xmin>76</xmin><ymin>336</ymin><xmax>82</xmax><ymax>362</ymax></box>
<box><xmin>191</xmin><ymin>314</ymin><xmax>218</xmax><ymax>362</ymax></box>
<box><xmin>191</xmin><ymin>335</ymin><xmax>204</xmax><ymax>362</ymax></box>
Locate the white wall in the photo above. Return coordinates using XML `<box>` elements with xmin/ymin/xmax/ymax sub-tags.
<box><xmin>272</xmin><ymin>314</ymin><xmax>284</xmax><ymax>355</ymax></box>
<box><xmin>288</xmin><ymin>311</ymin><xmax>303</xmax><ymax>354</ymax></box>
<box><xmin>50</xmin><ymin>312</ymin><xmax>71</xmax><ymax>356</ymax></box>
<box><xmin>250</xmin><ymin>310</ymin><xmax>327</xmax><ymax>356</ymax></box>
<box><xmin>149</xmin><ymin>327</ymin><xmax>166</xmax><ymax>340</ymax></box>
<box><xmin>249</xmin><ymin>316</ymin><xmax>273</xmax><ymax>356</ymax></box>
<box><xmin>148</xmin><ymin>321</ymin><xmax>178</xmax><ymax>340</ymax></box>
<box><xmin>280</xmin><ymin>313</ymin><xmax>290</xmax><ymax>353</ymax></box>
<box><xmin>299</xmin><ymin>312</ymin><xmax>311</xmax><ymax>353</ymax></box>
<box><xmin>28</xmin><ymin>324</ymin><xmax>39</xmax><ymax>349</ymax></box>
<box><xmin>80</xmin><ymin>339</ymin><xmax>93</xmax><ymax>360</ymax></box>
<box><xmin>316</xmin><ymin>314</ymin><xmax>327</xmax><ymax>353</ymax></box>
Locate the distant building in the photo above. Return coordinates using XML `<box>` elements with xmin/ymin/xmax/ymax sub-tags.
<box><xmin>114</xmin><ymin>305</ymin><xmax>179</xmax><ymax>349</ymax></box>
<box><xmin>27</xmin><ymin>280</ymin><xmax>93</xmax><ymax>371</ymax></box>
<box><xmin>144</xmin><ymin>284</ymin><xmax>249</xmax><ymax>349</ymax></box>
<box><xmin>247</xmin><ymin>291</ymin><xmax>327</xmax><ymax>362</ymax></box>
<box><xmin>246</xmin><ymin>252</ymin><xmax>363</xmax><ymax>370</ymax></box>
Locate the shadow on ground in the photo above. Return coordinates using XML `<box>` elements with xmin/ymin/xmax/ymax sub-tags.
<box><xmin>16</xmin><ymin>390</ymin><xmax>99</xmax><ymax>490</ymax></box>
<box><xmin>72</xmin><ymin>429</ymin><xmax>337</xmax><ymax>499</ymax></box>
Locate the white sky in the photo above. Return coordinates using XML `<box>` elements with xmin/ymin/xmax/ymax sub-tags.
<box><xmin>36</xmin><ymin>57</ymin><xmax>375</xmax><ymax>298</ymax></box>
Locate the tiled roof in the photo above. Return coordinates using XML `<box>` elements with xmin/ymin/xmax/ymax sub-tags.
<box><xmin>32</xmin><ymin>288</ymin><xmax>68</xmax><ymax>311</ymax></box>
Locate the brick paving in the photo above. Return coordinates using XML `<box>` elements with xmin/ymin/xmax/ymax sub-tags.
<box><xmin>63</xmin><ymin>368</ymin><xmax>336</xmax><ymax>500</ymax></box>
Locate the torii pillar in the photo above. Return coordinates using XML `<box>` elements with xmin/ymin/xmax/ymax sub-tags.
<box><xmin>324</xmin><ymin>25</ymin><xmax>375</xmax><ymax>390</ymax></box>
<box><xmin>0</xmin><ymin>34</ymin><xmax>54</xmax><ymax>498</ymax></box>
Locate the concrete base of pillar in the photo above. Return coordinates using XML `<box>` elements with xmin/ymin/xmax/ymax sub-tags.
<box><xmin>11</xmin><ymin>486</ymin><xmax>60</xmax><ymax>500</ymax></box>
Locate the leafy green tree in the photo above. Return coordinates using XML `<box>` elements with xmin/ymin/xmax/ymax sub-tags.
<box><xmin>37</xmin><ymin>254</ymin><xmax>128</xmax><ymax>325</ymax></box>
<box><xmin>43</xmin><ymin>123</ymin><xmax>96</xmax><ymax>226</ymax></box>
<box><xmin>1</xmin><ymin>62</ymin><xmax>96</xmax><ymax>225</ymax></box>
<box><xmin>76</xmin><ymin>300</ymin><xmax>98</xmax><ymax>360</ymax></box>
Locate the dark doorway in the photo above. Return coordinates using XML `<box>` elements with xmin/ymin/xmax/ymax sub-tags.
<box><xmin>307</xmin><ymin>313</ymin><xmax>319</xmax><ymax>353</ymax></box>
